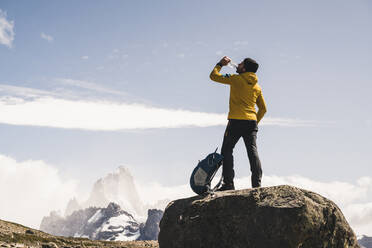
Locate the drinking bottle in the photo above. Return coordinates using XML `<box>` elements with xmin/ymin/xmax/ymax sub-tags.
<box><xmin>227</xmin><ymin>61</ymin><xmax>238</xmax><ymax>69</ymax></box>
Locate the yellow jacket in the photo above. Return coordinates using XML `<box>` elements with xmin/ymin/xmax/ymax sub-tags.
<box><xmin>209</xmin><ymin>65</ymin><xmax>267</xmax><ymax>123</ymax></box>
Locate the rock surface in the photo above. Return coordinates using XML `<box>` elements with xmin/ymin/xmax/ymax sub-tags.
<box><xmin>159</xmin><ymin>185</ymin><xmax>360</xmax><ymax>248</ymax></box>
<box><xmin>359</xmin><ymin>235</ymin><xmax>372</xmax><ymax>248</ymax></box>
<box><xmin>139</xmin><ymin>209</ymin><xmax>164</xmax><ymax>240</ymax></box>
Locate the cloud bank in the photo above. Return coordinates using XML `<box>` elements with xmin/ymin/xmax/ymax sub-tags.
<box><xmin>0</xmin><ymin>154</ymin><xmax>78</xmax><ymax>229</ymax></box>
<box><xmin>0</xmin><ymin>96</ymin><xmax>227</xmax><ymax>130</ymax></box>
<box><xmin>0</xmin><ymin>9</ymin><xmax>15</xmax><ymax>48</ymax></box>
<box><xmin>0</xmin><ymin>83</ymin><xmax>322</xmax><ymax>130</ymax></box>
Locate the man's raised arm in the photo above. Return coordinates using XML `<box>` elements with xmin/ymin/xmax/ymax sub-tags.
<box><xmin>209</xmin><ymin>56</ymin><xmax>233</xmax><ymax>85</ymax></box>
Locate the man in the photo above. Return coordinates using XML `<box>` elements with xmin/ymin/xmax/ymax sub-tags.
<box><xmin>210</xmin><ymin>56</ymin><xmax>267</xmax><ymax>191</ymax></box>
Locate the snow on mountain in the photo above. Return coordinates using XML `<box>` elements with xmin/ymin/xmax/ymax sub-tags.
<box><xmin>41</xmin><ymin>202</ymin><xmax>140</xmax><ymax>241</ymax></box>
<box><xmin>95</xmin><ymin>213</ymin><xmax>140</xmax><ymax>241</ymax></box>
<box><xmin>87</xmin><ymin>209</ymin><xmax>103</xmax><ymax>224</ymax></box>
<box><xmin>41</xmin><ymin>166</ymin><xmax>166</xmax><ymax>241</ymax></box>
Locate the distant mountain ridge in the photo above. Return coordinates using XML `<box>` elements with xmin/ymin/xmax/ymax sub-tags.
<box><xmin>40</xmin><ymin>202</ymin><xmax>163</xmax><ymax>241</ymax></box>
<box><xmin>359</xmin><ymin>235</ymin><xmax>372</xmax><ymax>248</ymax></box>
<box><xmin>40</xmin><ymin>166</ymin><xmax>168</xmax><ymax>241</ymax></box>
<box><xmin>0</xmin><ymin>218</ymin><xmax>158</xmax><ymax>247</ymax></box>
<box><xmin>41</xmin><ymin>202</ymin><xmax>140</xmax><ymax>241</ymax></box>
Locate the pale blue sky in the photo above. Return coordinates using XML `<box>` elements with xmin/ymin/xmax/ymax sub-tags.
<box><xmin>0</xmin><ymin>0</ymin><xmax>372</xmax><ymax>233</ymax></box>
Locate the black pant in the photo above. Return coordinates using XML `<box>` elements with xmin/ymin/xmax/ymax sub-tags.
<box><xmin>221</xmin><ymin>119</ymin><xmax>262</xmax><ymax>188</ymax></box>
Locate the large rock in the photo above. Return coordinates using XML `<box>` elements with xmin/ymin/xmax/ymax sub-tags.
<box><xmin>159</xmin><ymin>185</ymin><xmax>359</xmax><ymax>248</ymax></box>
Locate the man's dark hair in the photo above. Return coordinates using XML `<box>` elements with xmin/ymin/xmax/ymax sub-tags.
<box><xmin>244</xmin><ymin>58</ymin><xmax>259</xmax><ymax>73</ymax></box>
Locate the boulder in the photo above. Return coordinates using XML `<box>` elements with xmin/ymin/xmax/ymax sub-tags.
<box><xmin>159</xmin><ymin>185</ymin><xmax>359</xmax><ymax>248</ymax></box>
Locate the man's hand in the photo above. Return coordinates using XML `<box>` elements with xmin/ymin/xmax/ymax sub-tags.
<box><xmin>218</xmin><ymin>56</ymin><xmax>231</xmax><ymax>66</ymax></box>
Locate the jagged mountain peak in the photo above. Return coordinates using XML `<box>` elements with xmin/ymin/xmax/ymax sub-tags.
<box><xmin>106</xmin><ymin>202</ymin><xmax>121</xmax><ymax>212</ymax></box>
<box><xmin>82</xmin><ymin>167</ymin><xmax>145</xmax><ymax>217</ymax></box>
<box><xmin>115</xmin><ymin>165</ymin><xmax>132</xmax><ymax>175</ymax></box>
<box><xmin>40</xmin><ymin>202</ymin><xmax>141</xmax><ymax>241</ymax></box>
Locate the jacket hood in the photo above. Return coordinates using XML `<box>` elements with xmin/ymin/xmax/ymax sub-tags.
<box><xmin>240</xmin><ymin>72</ymin><xmax>258</xmax><ymax>85</ymax></box>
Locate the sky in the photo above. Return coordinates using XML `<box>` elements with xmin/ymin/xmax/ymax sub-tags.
<box><xmin>0</xmin><ymin>0</ymin><xmax>371</xmax><ymax>235</ymax></box>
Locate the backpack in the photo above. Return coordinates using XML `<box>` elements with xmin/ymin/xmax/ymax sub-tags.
<box><xmin>190</xmin><ymin>148</ymin><xmax>224</xmax><ymax>195</ymax></box>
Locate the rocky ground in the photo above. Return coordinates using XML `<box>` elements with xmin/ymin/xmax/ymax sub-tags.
<box><xmin>0</xmin><ymin>219</ymin><xmax>158</xmax><ymax>248</ymax></box>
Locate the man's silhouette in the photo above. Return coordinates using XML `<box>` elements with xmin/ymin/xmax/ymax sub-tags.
<box><xmin>210</xmin><ymin>56</ymin><xmax>267</xmax><ymax>191</ymax></box>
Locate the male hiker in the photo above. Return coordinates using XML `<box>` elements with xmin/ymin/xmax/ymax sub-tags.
<box><xmin>210</xmin><ymin>56</ymin><xmax>267</xmax><ymax>191</ymax></box>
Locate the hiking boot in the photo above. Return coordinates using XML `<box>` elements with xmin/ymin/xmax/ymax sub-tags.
<box><xmin>217</xmin><ymin>182</ymin><xmax>235</xmax><ymax>191</ymax></box>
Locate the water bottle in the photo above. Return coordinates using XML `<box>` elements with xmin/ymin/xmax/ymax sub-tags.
<box><xmin>227</xmin><ymin>61</ymin><xmax>238</xmax><ymax>69</ymax></box>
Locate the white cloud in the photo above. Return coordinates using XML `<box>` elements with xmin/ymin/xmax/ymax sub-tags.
<box><xmin>0</xmin><ymin>96</ymin><xmax>227</xmax><ymax>130</ymax></box>
<box><xmin>0</xmin><ymin>154</ymin><xmax>78</xmax><ymax>229</ymax></box>
<box><xmin>41</xmin><ymin>32</ymin><xmax>54</xmax><ymax>42</ymax></box>
<box><xmin>343</xmin><ymin>202</ymin><xmax>372</xmax><ymax>235</ymax></box>
<box><xmin>0</xmin><ymin>83</ymin><xmax>324</xmax><ymax>130</ymax></box>
<box><xmin>81</xmin><ymin>55</ymin><xmax>89</xmax><ymax>60</ymax></box>
<box><xmin>177</xmin><ymin>53</ymin><xmax>185</xmax><ymax>58</ymax></box>
<box><xmin>0</xmin><ymin>94</ymin><xmax>323</xmax><ymax>131</ymax></box>
<box><xmin>137</xmin><ymin>182</ymin><xmax>193</xmax><ymax>206</ymax></box>
<box><xmin>0</xmin><ymin>9</ymin><xmax>15</xmax><ymax>48</ymax></box>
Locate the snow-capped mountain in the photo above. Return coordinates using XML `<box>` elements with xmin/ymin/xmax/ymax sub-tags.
<box><xmin>41</xmin><ymin>202</ymin><xmax>141</xmax><ymax>241</ymax></box>
<box><xmin>41</xmin><ymin>166</ymin><xmax>166</xmax><ymax>241</ymax></box>
<box><xmin>40</xmin><ymin>202</ymin><xmax>163</xmax><ymax>241</ymax></box>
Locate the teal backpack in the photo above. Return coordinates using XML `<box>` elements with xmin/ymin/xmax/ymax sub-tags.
<box><xmin>190</xmin><ymin>148</ymin><xmax>224</xmax><ymax>195</ymax></box>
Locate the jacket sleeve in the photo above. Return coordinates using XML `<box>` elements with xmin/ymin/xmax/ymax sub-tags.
<box><xmin>209</xmin><ymin>65</ymin><xmax>233</xmax><ymax>85</ymax></box>
<box><xmin>256</xmin><ymin>90</ymin><xmax>267</xmax><ymax>124</ymax></box>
